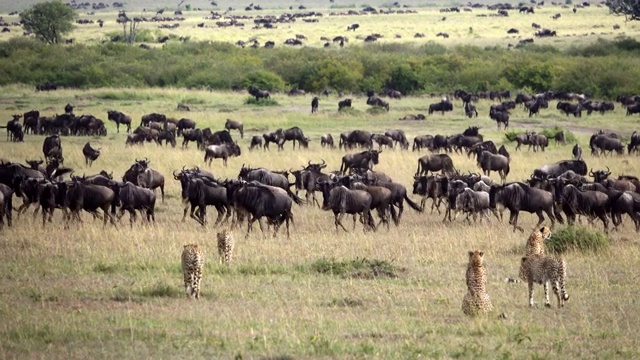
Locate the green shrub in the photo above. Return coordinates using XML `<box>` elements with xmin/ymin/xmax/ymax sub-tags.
<box><xmin>243</xmin><ymin>70</ymin><xmax>286</xmax><ymax>91</ymax></box>
<box><xmin>546</xmin><ymin>226</ymin><xmax>609</xmax><ymax>254</ymax></box>
<box><xmin>366</xmin><ymin>106</ymin><xmax>389</xmax><ymax>115</ymax></box>
<box><xmin>309</xmin><ymin>257</ymin><xmax>398</xmax><ymax>278</ymax></box>
<box><xmin>243</xmin><ymin>96</ymin><xmax>279</xmax><ymax>106</ymax></box>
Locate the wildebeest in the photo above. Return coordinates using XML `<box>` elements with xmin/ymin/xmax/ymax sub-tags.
<box><xmin>338</xmin><ymin>98</ymin><xmax>352</xmax><ymax>111</ymax></box>
<box><xmin>107</xmin><ymin>110</ymin><xmax>132</xmax><ymax>133</ymax></box>
<box><xmin>0</xmin><ymin>183</ymin><xmax>13</xmax><ymax>228</ymax></box>
<box><xmin>340</xmin><ymin>149</ymin><xmax>380</xmax><ymax>174</ymax></box>
<box><xmin>42</xmin><ymin>135</ymin><xmax>63</xmax><ymax>164</ymax></box>
<box><xmin>366</xmin><ymin>95</ymin><xmax>390</xmax><ymax>111</ymax></box>
<box><xmin>527</xmin><ymin>133</ymin><xmax>548</xmax><ymax>152</ymax></box>
<box><xmin>204</xmin><ymin>142</ymin><xmax>242</xmax><ymax>166</ymax></box>
<box><xmin>247</xmin><ymin>86</ymin><xmax>270</xmax><ymax>101</ymax></box>
<box><xmin>175</xmin><ymin>172</ymin><xmax>231</xmax><ymax>226</ymax></box>
<box><xmin>412</xmin><ymin>175</ymin><xmax>448</xmax><ymax>214</ymax></box>
<box><xmin>428</xmin><ymin>100</ymin><xmax>453</xmax><ymax>115</ymax></box>
<box><xmin>176</xmin><ymin>118</ymin><xmax>196</xmax><ymax>136</ymax></box>
<box><xmin>628</xmin><ymin>131</ymin><xmax>640</xmax><ymax>154</ymax></box>
<box><xmin>281</xmin><ymin>126</ymin><xmax>309</xmax><ymax>150</ymax></box>
<box><xmin>490</xmin><ymin>182</ymin><xmax>556</xmax><ymax>232</ymax></box>
<box><xmin>572</xmin><ymin>143</ymin><xmax>582</xmax><ymax>160</ymax></box>
<box><xmin>320</xmin><ymin>134</ymin><xmax>334</xmax><ymax>148</ymax></box>
<box><xmin>224</xmin><ymin>119</ymin><xmax>244</xmax><ymax>139</ymax></box>
<box><xmin>590</xmin><ymin>134</ymin><xmax>624</xmax><ymax>156</ymax></box>
<box><xmin>318</xmin><ymin>181</ymin><xmax>375</xmax><ymax>232</ymax></box>
<box><xmin>384</xmin><ymin>129</ymin><xmax>409</xmax><ymax>150</ymax></box>
<box><xmin>511</xmin><ymin>132</ymin><xmax>533</xmax><ymax>151</ymax></box>
<box><xmin>64</xmin><ymin>179</ymin><xmax>116</xmax><ymax>228</ymax></box>
<box><xmin>533</xmin><ymin>159</ymin><xmax>588</xmax><ymax>179</ymax></box>
<box><xmin>181</xmin><ymin>128</ymin><xmax>204</xmax><ymax>149</ymax></box>
<box><xmin>415</xmin><ymin>154</ymin><xmax>456</xmax><ymax>176</ymax></box>
<box><xmin>370</xmin><ymin>134</ymin><xmax>394</xmax><ymax>150</ymax></box>
<box><xmin>399</xmin><ymin>114</ymin><xmax>426</xmax><ymax>121</ymax></box>
<box><xmin>2</xmin><ymin>115</ymin><xmax>23</xmax><ymax>142</ymax></box>
<box><xmin>263</xmin><ymin>130</ymin><xmax>284</xmax><ymax>151</ymax></box>
<box><xmin>122</xmin><ymin>158</ymin><xmax>165</xmax><ymax>203</ymax></box>
<box><xmin>22</xmin><ymin>110</ymin><xmax>39</xmax><ymax>135</ymax></box>
<box><xmin>249</xmin><ymin>135</ymin><xmax>263</xmax><ymax>151</ymax></box>
<box><xmin>114</xmin><ymin>181</ymin><xmax>156</xmax><ymax>226</ymax></box>
<box><xmin>25</xmin><ymin>158</ymin><xmax>46</xmax><ymax>175</ymax></box>
<box><xmin>82</xmin><ymin>142</ymin><xmax>100</xmax><ymax>167</ymax></box>
<box><xmin>290</xmin><ymin>160</ymin><xmax>331</xmax><ymax>206</ymax></box>
<box><xmin>554</xmin><ymin>182</ymin><xmax>610</xmax><ymax>231</ymax></box>
<box><xmin>477</xmin><ymin>151</ymin><xmax>510</xmax><ymax>183</ymax></box>
<box><xmin>344</xmin><ymin>130</ymin><xmax>373</xmax><ymax>149</ymax></box>
<box><xmin>464</xmin><ymin>102</ymin><xmax>478</xmax><ymax>118</ymax></box>
<box><xmin>490</xmin><ymin>110</ymin><xmax>509</xmax><ymax>130</ymax></box>
<box><xmin>224</xmin><ymin>179</ymin><xmax>300</xmax><ymax>238</ymax></box>
<box><xmin>412</xmin><ymin>135</ymin><xmax>434</xmax><ymax>152</ymax></box>
<box><xmin>311</xmin><ymin>97</ymin><xmax>319</xmax><ymax>113</ymax></box>
<box><xmin>526</xmin><ymin>97</ymin><xmax>548</xmax><ymax>117</ymax></box>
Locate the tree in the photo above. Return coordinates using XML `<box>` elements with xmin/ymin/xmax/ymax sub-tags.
<box><xmin>608</xmin><ymin>0</ymin><xmax>640</xmax><ymax>21</ymax></box>
<box><xmin>20</xmin><ymin>1</ymin><xmax>76</xmax><ymax>44</ymax></box>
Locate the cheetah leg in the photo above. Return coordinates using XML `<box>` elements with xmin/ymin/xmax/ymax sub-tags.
<box><xmin>528</xmin><ymin>280</ymin><xmax>535</xmax><ymax>307</ymax></box>
<box><xmin>552</xmin><ymin>280</ymin><xmax>562</xmax><ymax>308</ymax></box>
<box><xmin>544</xmin><ymin>280</ymin><xmax>551</xmax><ymax>308</ymax></box>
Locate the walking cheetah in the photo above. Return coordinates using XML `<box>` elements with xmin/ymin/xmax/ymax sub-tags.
<box><xmin>462</xmin><ymin>250</ymin><xmax>493</xmax><ymax>316</ymax></box>
<box><xmin>217</xmin><ymin>229</ymin><xmax>235</xmax><ymax>266</ymax></box>
<box><xmin>519</xmin><ymin>254</ymin><xmax>569</xmax><ymax>308</ymax></box>
<box><xmin>181</xmin><ymin>244</ymin><xmax>204</xmax><ymax>299</ymax></box>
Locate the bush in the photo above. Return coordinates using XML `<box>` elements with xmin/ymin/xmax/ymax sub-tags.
<box><xmin>243</xmin><ymin>70</ymin><xmax>286</xmax><ymax>91</ymax></box>
<box><xmin>243</xmin><ymin>96</ymin><xmax>279</xmax><ymax>106</ymax></box>
<box><xmin>546</xmin><ymin>226</ymin><xmax>609</xmax><ymax>254</ymax></box>
<box><xmin>309</xmin><ymin>257</ymin><xmax>399</xmax><ymax>279</ymax></box>
<box><xmin>366</xmin><ymin>106</ymin><xmax>389</xmax><ymax>115</ymax></box>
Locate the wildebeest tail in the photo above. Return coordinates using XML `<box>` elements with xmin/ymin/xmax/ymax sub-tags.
<box><xmin>389</xmin><ymin>202</ymin><xmax>399</xmax><ymax>225</ymax></box>
<box><xmin>286</xmin><ymin>188</ymin><xmax>304</xmax><ymax>205</ymax></box>
<box><xmin>404</xmin><ymin>194</ymin><xmax>423</xmax><ymax>212</ymax></box>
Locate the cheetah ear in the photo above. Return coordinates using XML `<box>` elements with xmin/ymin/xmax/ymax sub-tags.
<box><xmin>521</xmin><ymin>256</ymin><xmax>527</xmax><ymax>262</ymax></box>
<box><xmin>479</xmin><ymin>251</ymin><xmax>484</xmax><ymax>257</ymax></box>
<box><xmin>468</xmin><ymin>251</ymin><xmax>474</xmax><ymax>257</ymax></box>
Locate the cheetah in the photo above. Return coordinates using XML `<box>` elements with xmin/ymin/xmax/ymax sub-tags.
<box><xmin>525</xmin><ymin>226</ymin><xmax>552</xmax><ymax>257</ymax></box>
<box><xmin>519</xmin><ymin>254</ymin><xmax>569</xmax><ymax>308</ymax></box>
<box><xmin>181</xmin><ymin>244</ymin><xmax>204</xmax><ymax>299</ymax></box>
<box><xmin>217</xmin><ymin>229</ymin><xmax>235</xmax><ymax>266</ymax></box>
<box><xmin>462</xmin><ymin>250</ymin><xmax>493</xmax><ymax>316</ymax></box>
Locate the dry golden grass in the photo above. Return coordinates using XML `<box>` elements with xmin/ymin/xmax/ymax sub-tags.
<box><xmin>1</xmin><ymin>87</ymin><xmax>640</xmax><ymax>358</ymax></box>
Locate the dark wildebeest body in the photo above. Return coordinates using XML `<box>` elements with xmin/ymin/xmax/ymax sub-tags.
<box><xmin>428</xmin><ymin>100</ymin><xmax>453</xmax><ymax>115</ymax></box>
<box><xmin>122</xmin><ymin>159</ymin><xmax>166</xmax><ymax>203</ymax></box>
<box><xmin>413</xmin><ymin>135</ymin><xmax>434</xmax><ymax>152</ymax></box>
<box><xmin>23</xmin><ymin>110</ymin><xmax>39</xmax><ymax>135</ymax></box>
<box><xmin>82</xmin><ymin>142</ymin><xmax>101</xmax><ymax>167</ymax></box>
<box><xmin>176</xmin><ymin>118</ymin><xmax>196</xmax><ymax>136</ymax></box>
<box><xmin>590</xmin><ymin>134</ymin><xmax>624</xmax><ymax>156</ymax></box>
<box><xmin>464</xmin><ymin>102</ymin><xmax>478</xmax><ymax>118</ymax></box>
<box><xmin>320</xmin><ymin>134</ymin><xmax>334</xmax><ymax>148</ymax></box>
<box><xmin>384</xmin><ymin>129</ymin><xmax>409</xmax><ymax>150</ymax></box>
<box><xmin>370</xmin><ymin>134</ymin><xmax>394</xmax><ymax>150</ymax></box>
<box><xmin>489</xmin><ymin>182</ymin><xmax>556</xmax><ymax>232</ymax></box>
<box><xmin>533</xmin><ymin>159</ymin><xmax>588</xmax><ymax>179</ymax></box>
<box><xmin>179</xmin><ymin>176</ymin><xmax>231</xmax><ymax>226</ymax></box>
<box><xmin>338</xmin><ymin>99</ymin><xmax>352</xmax><ymax>111</ymax></box>
<box><xmin>204</xmin><ymin>143</ymin><xmax>241</xmax><ymax>166</ymax></box>
<box><xmin>413</xmin><ymin>175</ymin><xmax>447</xmax><ymax>214</ymax></box>
<box><xmin>247</xmin><ymin>86</ymin><xmax>270</xmax><ymax>101</ymax></box>
<box><xmin>477</xmin><ymin>151</ymin><xmax>510</xmax><ymax>183</ymax></box>
<box><xmin>318</xmin><ymin>182</ymin><xmax>375</xmax><ymax>232</ymax></box>
<box><xmin>345</xmin><ymin>130</ymin><xmax>373</xmax><ymax>149</ymax></box>
<box><xmin>311</xmin><ymin>97</ymin><xmax>319</xmax><ymax>113</ymax></box>
<box><xmin>107</xmin><ymin>110</ymin><xmax>132</xmax><ymax>133</ymax></box>
<box><xmin>281</xmin><ymin>126</ymin><xmax>309</xmax><ymax>150</ymax></box>
<box><xmin>366</xmin><ymin>95</ymin><xmax>390</xmax><ymax>111</ymax></box>
<box><xmin>182</xmin><ymin>128</ymin><xmax>204</xmax><ymax>149</ymax></box>
<box><xmin>249</xmin><ymin>135</ymin><xmax>263</xmax><ymax>151</ymax></box>
<box><xmin>225</xmin><ymin>119</ymin><xmax>244</xmax><ymax>139</ymax></box>
<box><xmin>554</xmin><ymin>183</ymin><xmax>610</xmax><ymax>232</ymax></box>
<box><xmin>490</xmin><ymin>110</ymin><xmax>509</xmax><ymax>130</ymax></box>
<box><xmin>114</xmin><ymin>182</ymin><xmax>156</xmax><ymax>226</ymax></box>
<box><xmin>64</xmin><ymin>181</ymin><xmax>116</xmax><ymax>228</ymax></box>
<box><xmin>262</xmin><ymin>130</ymin><xmax>284</xmax><ymax>151</ymax></box>
<box><xmin>0</xmin><ymin>183</ymin><xmax>13</xmax><ymax>229</ymax></box>
<box><xmin>340</xmin><ymin>149</ymin><xmax>380</xmax><ymax>174</ymax></box>
<box><xmin>415</xmin><ymin>154</ymin><xmax>456</xmax><ymax>176</ymax></box>
<box><xmin>527</xmin><ymin>133</ymin><xmax>548</xmax><ymax>152</ymax></box>
<box><xmin>42</xmin><ymin>135</ymin><xmax>63</xmax><ymax>164</ymax></box>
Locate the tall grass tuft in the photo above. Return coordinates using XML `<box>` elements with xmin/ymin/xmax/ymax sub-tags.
<box><xmin>243</xmin><ymin>97</ymin><xmax>279</xmax><ymax>106</ymax></box>
<box><xmin>546</xmin><ymin>226</ymin><xmax>610</xmax><ymax>254</ymax></box>
<box><xmin>309</xmin><ymin>257</ymin><xmax>398</xmax><ymax>278</ymax></box>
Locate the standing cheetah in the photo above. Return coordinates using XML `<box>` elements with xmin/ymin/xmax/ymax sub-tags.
<box><xmin>462</xmin><ymin>250</ymin><xmax>493</xmax><ymax>316</ymax></box>
<box><xmin>181</xmin><ymin>244</ymin><xmax>204</xmax><ymax>299</ymax></box>
<box><xmin>217</xmin><ymin>229</ymin><xmax>235</xmax><ymax>266</ymax></box>
<box><xmin>519</xmin><ymin>254</ymin><xmax>569</xmax><ymax>308</ymax></box>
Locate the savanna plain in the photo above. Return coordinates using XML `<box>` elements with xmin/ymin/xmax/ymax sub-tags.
<box><xmin>1</xmin><ymin>1</ymin><xmax>640</xmax><ymax>359</ymax></box>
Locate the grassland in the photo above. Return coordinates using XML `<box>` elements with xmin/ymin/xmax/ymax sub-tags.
<box><xmin>1</xmin><ymin>86</ymin><xmax>640</xmax><ymax>358</ymax></box>
<box><xmin>1</xmin><ymin>2</ymin><xmax>638</xmax><ymax>50</ymax></box>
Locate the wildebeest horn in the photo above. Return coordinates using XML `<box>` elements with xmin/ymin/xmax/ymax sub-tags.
<box><xmin>321</xmin><ymin>159</ymin><xmax>326</xmax><ymax>165</ymax></box>
<box><xmin>144</xmin><ymin>157</ymin><xmax>149</xmax><ymax>163</ymax></box>
<box><xmin>308</xmin><ymin>160</ymin><xmax>312</xmax><ymax>166</ymax></box>
<box><xmin>173</xmin><ymin>170</ymin><xmax>180</xmax><ymax>179</ymax></box>
<box><xmin>135</xmin><ymin>158</ymin><xmax>140</xmax><ymax>163</ymax></box>
<box><xmin>606</xmin><ymin>166</ymin><xmax>611</xmax><ymax>174</ymax></box>
<box><xmin>589</xmin><ymin>168</ymin><xmax>594</xmax><ymax>176</ymax></box>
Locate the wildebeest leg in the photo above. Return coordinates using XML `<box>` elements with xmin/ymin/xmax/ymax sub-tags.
<box><xmin>543</xmin><ymin>207</ymin><xmax>555</xmax><ymax>229</ymax></box>
<box><xmin>598</xmin><ymin>211</ymin><xmax>609</xmax><ymax>233</ymax></box>
<box><xmin>510</xmin><ymin>210</ymin><xmax>524</xmax><ymax>232</ymax></box>
<box><xmin>160</xmin><ymin>184</ymin><xmax>165</xmax><ymax>203</ymax></box>
<box><xmin>182</xmin><ymin>201</ymin><xmax>190</xmax><ymax>221</ymax></box>
<box><xmin>534</xmin><ymin>210</ymin><xmax>546</xmax><ymax>231</ymax></box>
<box><xmin>42</xmin><ymin>208</ymin><xmax>48</xmax><ymax>228</ymax></box>
<box><xmin>352</xmin><ymin>213</ymin><xmax>357</xmax><ymax>230</ymax></box>
<box><xmin>334</xmin><ymin>212</ymin><xmax>348</xmax><ymax>232</ymax></box>
<box><xmin>490</xmin><ymin>208</ymin><xmax>501</xmax><ymax>223</ymax></box>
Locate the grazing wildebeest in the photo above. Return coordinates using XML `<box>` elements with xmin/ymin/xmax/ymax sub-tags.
<box><xmin>176</xmin><ymin>118</ymin><xmax>196</xmax><ymax>136</ymax></box>
<box><xmin>428</xmin><ymin>100</ymin><xmax>453</xmax><ymax>115</ymax></box>
<box><xmin>489</xmin><ymin>182</ymin><xmax>556</xmax><ymax>232</ymax></box>
<box><xmin>384</xmin><ymin>129</ymin><xmax>410</xmax><ymax>150</ymax></box>
<box><xmin>204</xmin><ymin>143</ymin><xmax>242</xmax><ymax>166</ymax></box>
<box><xmin>122</xmin><ymin>158</ymin><xmax>166</xmax><ymax>203</ymax></box>
<box><xmin>338</xmin><ymin>98</ymin><xmax>352</xmax><ymax>111</ymax></box>
<box><xmin>263</xmin><ymin>130</ymin><xmax>284</xmax><ymax>151</ymax></box>
<box><xmin>107</xmin><ymin>110</ymin><xmax>132</xmax><ymax>133</ymax></box>
<box><xmin>370</xmin><ymin>134</ymin><xmax>394</xmax><ymax>150</ymax></box>
<box><xmin>344</xmin><ymin>130</ymin><xmax>373</xmax><ymax>149</ymax></box>
<box><xmin>42</xmin><ymin>135</ymin><xmax>63</xmax><ymax>164</ymax></box>
<box><xmin>205</xmin><ymin>129</ymin><xmax>234</xmax><ymax>146</ymax></box>
<box><xmin>320</xmin><ymin>133</ymin><xmax>334</xmax><ymax>148</ymax></box>
<box><xmin>249</xmin><ymin>135</ymin><xmax>263</xmax><ymax>150</ymax></box>
<box><xmin>224</xmin><ymin>119</ymin><xmax>244</xmax><ymax>138</ymax></box>
<box><xmin>557</xmin><ymin>101</ymin><xmax>583</xmax><ymax>117</ymax></box>
<box><xmin>281</xmin><ymin>126</ymin><xmax>308</xmax><ymax>150</ymax></box>
<box><xmin>82</xmin><ymin>142</ymin><xmax>100</xmax><ymax>167</ymax></box>
<box><xmin>340</xmin><ymin>149</ymin><xmax>380</xmax><ymax>174</ymax></box>
<box><xmin>182</xmin><ymin>128</ymin><xmax>204</xmax><ymax>149</ymax></box>
<box><xmin>366</xmin><ymin>95</ymin><xmax>390</xmax><ymax>111</ymax></box>
<box><xmin>247</xmin><ymin>86</ymin><xmax>270</xmax><ymax>101</ymax></box>
<box><xmin>415</xmin><ymin>154</ymin><xmax>456</xmax><ymax>176</ymax></box>
<box><xmin>224</xmin><ymin>180</ymin><xmax>300</xmax><ymax>238</ymax></box>
<box><xmin>477</xmin><ymin>150</ymin><xmax>510</xmax><ymax>183</ymax></box>
<box><xmin>311</xmin><ymin>97</ymin><xmax>319</xmax><ymax>113</ymax></box>
<box><xmin>318</xmin><ymin>181</ymin><xmax>375</xmax><ymax>232</ymax></box>
<box><xmin>114</xmin><ymin>181</ymin><xmax>156</xmax><ymax>226</ymax></box>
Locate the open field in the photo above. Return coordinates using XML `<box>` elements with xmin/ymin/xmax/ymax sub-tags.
<box><xmin>1</xmin><ymin>86</ymin><xmax>640</xmax><ymax>358</ymax></box>
<box><xmin>1</xmin><ymin>2</ymin><xmax>638</xmax><ymax>50</ymax></box>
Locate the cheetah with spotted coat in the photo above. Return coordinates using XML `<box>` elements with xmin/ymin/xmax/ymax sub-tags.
<box><xmin>525</xmin><ymin>226</ymin><xmax>551</xmax><ymax>257</ymax></box>
<box><xmin>217</xmin><ymin>229</ymin><xmax>235</xmax><ymax>266</ymax></box>
<box><xmin>181</xmin><ymin>244</ymin><xmax>204</xmax><ymax>299</ymax></box>
<box><xmin>462</xmin><ymin>250</ymin><xmax>493</xmax><ymax>316</ymax></box>
<box><xmin>519</xmin><ymin>254</ymin><xmax>569</xmax><ymax>308</ymax></box>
